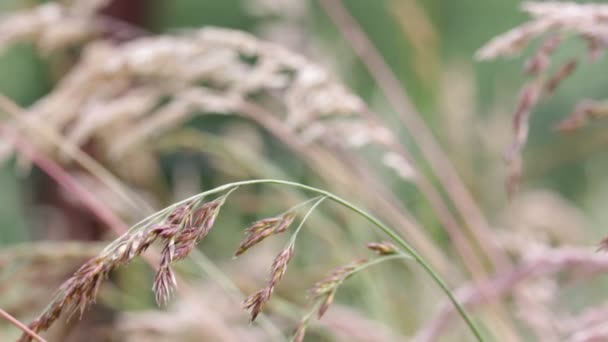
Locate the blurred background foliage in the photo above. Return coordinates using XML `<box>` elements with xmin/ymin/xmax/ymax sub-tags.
<box><xmin>2</xmin><ymin>0</ymin><xmax>607</xmax><ymax>241</ymax></box>
<box><xmin>2</xmin><ymin>0</ymin><xmax>608</xmax><ymax>341</ymax></box>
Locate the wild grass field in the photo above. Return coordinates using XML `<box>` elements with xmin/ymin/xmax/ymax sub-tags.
<box><xmin>2</xmin><ymin>1</ymin><xmax>608</xmax><ymax>341</ymax></box>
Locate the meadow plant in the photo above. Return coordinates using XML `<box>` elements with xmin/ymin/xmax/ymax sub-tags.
<box><xmin>15</xmin><ymin>180</ymin><xmax>480</xmax><ymax>342</ymax></box>
<box><xmin>4</xmin><ymin>1</ymin><xmax>608</xmax><ymax>342</ymax></box>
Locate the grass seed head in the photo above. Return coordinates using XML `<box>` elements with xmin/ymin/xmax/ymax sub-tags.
<box><xmin>235</xmin><ymin>212</ymin><xmax>296</xmax><ymax>256</ymax></box>
<box><xmin>243</xmin><ymin>245</ymin><xmax>295</xmax><ymax>321</ymax></box>
<box><xmin>366</xmin><ymin>242</ymin><xmax>398</xmax><ymax>255</ymax></box>
<box><xmin>21</xmin><ymin>192</ymin><xmax>232</xmax><ymax>340</ymax></box>
<box><xmin>310</xmin><ymin>258</ymin><xmax>368</xmax><ymax>318</ymax></box>
<box><xmin>243</xmin><ymin>288</ymin><xmax>271</xmax><ymax>322</ymax></box>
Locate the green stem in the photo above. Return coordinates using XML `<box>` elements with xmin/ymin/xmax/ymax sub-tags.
<box><xmin>287</xmin><ymin>196</ymin><xmax>326</xmax><ymax>246</ymax></box>
<box><xmin>178</xmin><ymin>179</ymin><xmax>482</xmax><ymax>341</ymax></box>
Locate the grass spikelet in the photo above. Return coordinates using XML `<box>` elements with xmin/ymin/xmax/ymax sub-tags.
<box><xmin>269</xmin><ymin>245</ymin><xmax>295</xmax><ymax>293</ymax></box>
<box><xmin>243</xmin><ymin>288</ymin><xmax>272</xmax><ymax>322</ymax></box>
<box><xmin>235</xmin><ymin>212</ymin><xmax>296</xmax><ymax>256</ymax></box>
<box><xmin>242</xmin><ymin>196</ymin><xmax>325</xmax><ymax>321</ymax></box>
<box><xmin>152</xmin><ymin>195</ymin><xmax>229</xmax><ymax>305</ymax></box>
<box><xmin>310</xmin><ymin>258</ymin><xmax>367</xmax><ymax>318</ymax></box>
<box><xmin>366</xmin><ymin>241</ymin><xmax>398</xmax><ymax>255</ymax></box>
<box><xmin>243</xmin><ymin>246</ymin><xmax>294</xmax><ymax>321</ymax></box>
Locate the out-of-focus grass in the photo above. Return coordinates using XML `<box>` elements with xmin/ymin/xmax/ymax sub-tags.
<box><xmin>5</xmin><ymin>1</ymin><xmax>608</xmax><ymax>341</ymax></box>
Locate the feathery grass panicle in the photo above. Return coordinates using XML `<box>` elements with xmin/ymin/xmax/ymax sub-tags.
<box><xmin>19</xmin><ymin>189</ymin><xmax>235</xmax><ymax>341</ymax></box>
<box><xmin>242</xmin><ymin>196</ymin><xmax>325</xmax><ymax>321</ymax></box>
<box><xmin>0</xmin><ymin>2</ymin><xmax>414</xmax><ymax>201</ymax></box>
<box><xmin>19</xmin><ymin>179</ymin><xmax>480</xmax><ymax>341</ymax></box>
<box><xmin>152</xmin><ymin>194</ymin><xmax>230</xmax><ymax>305</ymax></box>
<box><xmin>242</xmin><ymin>245</ymin><xmax>295</xmax><ymax>321</ymax></box>
<box><xmin>477</xmin><ymin>1</ymin><xmax>608</xmax><ymax>195</ymax></box>
<box><xmin>0</xmin><ymin>1</ymin><xmax>104</xmax><ymax>54</ymax></box>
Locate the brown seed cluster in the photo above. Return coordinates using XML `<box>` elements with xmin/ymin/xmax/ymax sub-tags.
<box><xmin>310</xmin><ymin>258</ymin><xmax>368</xmax><ymax>319</ymax></box>
<box><xmin>236</xmin><ymin>197</ymin><xmax>328</xmax><ymax>324</ymax></box>
<box><xmin>153</xmin><ymin>199</ymin><xmax>225</xmax><ymax>305</ymax></box>
<box><xmin>243</xmin><ymin>245</ymin><xmax>295</xmax><ymax>321</ymax></box>
<box><xmin>19</xmin><ymin>193</ymin><xmax>230</xmax><ymax>342</ymax></box>
<box><xmin>366</xmin><ymin>241</ymin><xmax>398</xmax><ymax>255</ymax></box>
<box><xmin>235</xmin><ymin>212</ymin><xmax>295</xmax><ymax>256</ymax></box>
<box><xmin>234</xmin><ymin>210</ymin><xmax>298</xmax><ymax>321</ymax></box>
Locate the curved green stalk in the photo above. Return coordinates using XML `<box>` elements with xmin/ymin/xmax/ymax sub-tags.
<box><xmin>178</xmin><ymin>179</ymin><xmax>482</xmax><ymax>341</ymax></box>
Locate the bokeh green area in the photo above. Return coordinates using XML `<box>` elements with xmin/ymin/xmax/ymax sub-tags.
<box><xmin>3</xmin><ymin>0</ymin><xmax>608</xmax><ymax>341</ymax></box>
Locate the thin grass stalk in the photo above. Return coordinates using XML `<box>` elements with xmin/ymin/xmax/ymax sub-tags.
<box><xmin>22</xmin><ymin>178</ymin><xmax>481</xmax><ymax>341</ymax></box>
<box><xmin>154</xmin><ymin>179</ymin><xmax>483</xmax><ymax>341</ymax></box>
<box><xmin>0</xmin><ymin>94</ymin><xmax>152</xmax><ymax>216</ymax></box>
<box><xmin>286</xmin><ymin>197</ymin><xmax>326</xmax><ymax>245</ymax></box>
<box><xmin>0</xmin><ymin>308</ymin><xmax>47</xmax><ymax>342</ymax></box>
<box><xmin>0</xmin><ymin>125</ymin><xmax>131</xmax><ymax>235</ymax></box>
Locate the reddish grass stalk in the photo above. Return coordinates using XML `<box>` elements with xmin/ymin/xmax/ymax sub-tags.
<box><xmin>0</xmin><ymin>308</ymin><xmax>47</xmax><ymax>342</ymax></box>
<box><xmin>0</xmin><ymin>126</ymin><xmax>129</xmax><ymax>234</ymax></box>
